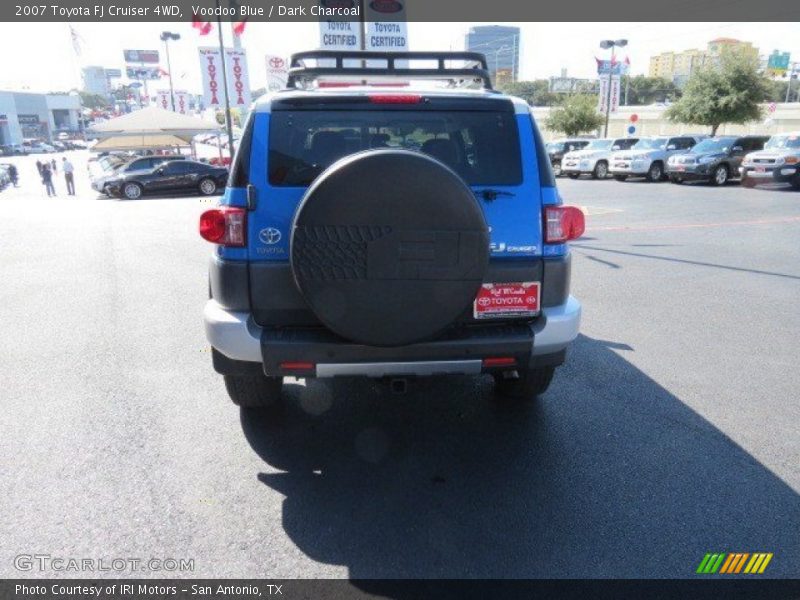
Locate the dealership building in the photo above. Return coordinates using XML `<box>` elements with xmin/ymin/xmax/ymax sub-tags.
<box><xmin>0</xmin><ymin>91</ymin><xmax>81</xmax><ymax>145</ymax></box>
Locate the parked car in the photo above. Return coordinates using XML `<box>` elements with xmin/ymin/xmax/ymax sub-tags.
<box><xmin>91</xmin><ymin>155</ymin><xmax>187</xmax><ymax>194</ymax></box>
<box><xmin>609</xmin><ymin>135</ymin><xmax>703</xmax><ymax>182</ymax></box>
<box><xmin>562</xmin><ymin>137</ymin><xmax>639</xmax><ymax>179</ymax></box>
<box><xmin>740</xmin><ymin>132</ymin><xmax>800</xmax><ymax>190</ymax></box>
<box><xmin>546</xmin><ymin>139</ymin><xmax>591</xmax><ymax>177</ymax></box>
<box><xmin>199</xmin><ymin>50</ymin><xmax>586</xmax><ymax>408</ymax></box>
<box><xmin>105</xmin><ymin>159</ymin><xmax>228</xmax><ymax>199</ymax></box>
<box><xmin>22</xmin><ymin>140</ymin><xmax>56</xmax><ymax>154</ymax></box>
<box><xmin>666</xmin><ymin>135</ymin><xmax>769</xmax><ymax>185</ymax></box>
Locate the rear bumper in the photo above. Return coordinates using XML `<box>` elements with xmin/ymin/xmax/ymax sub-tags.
<box><xmin>740</xmin><ymin>165</ymin><xmax>798</xmax><ymax>183</ymax></box>
<box><xmin>204</xmin><ymin>295</ymin><xmax>581</xmax><ymax>377</ymax></box>
<box><xmin>562</xmin><ymin>159</ymin><xmax>597</xmax><ymax>174</ymax></box>
<box><xmin>610</xmin><ymin>160</ymin><xmax>650</xmax><ymax>175</ymax></box>
<box><xmin>666</xmin><ymin>164</ymin><xmax>714</xmax><ymax>180</ymax></box>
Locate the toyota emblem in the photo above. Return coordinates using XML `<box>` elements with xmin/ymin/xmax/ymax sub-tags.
<box><xmin>259</xmin><ymin>228</ymin><xmax>282</xmax><ymax>245</ymax></box>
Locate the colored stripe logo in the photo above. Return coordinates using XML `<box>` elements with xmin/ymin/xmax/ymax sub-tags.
<box><xmin>697</xmin><ymin>552</ymin><xmax>773</xmax><ymax>574</ymax></box>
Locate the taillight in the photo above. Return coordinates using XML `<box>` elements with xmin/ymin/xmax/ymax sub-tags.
<box><xmin>199</xmin><ymin>207</ymin><xmax>246</xmax><ymax>247</ymax></box>
<box><xmin>368</xmin><ymin>94</ymin><xmax>422</xmax><ymax>104</ymax></box>
<box><xmin>544</xmin><ymin>206</ymin><xmax>585</xmax><ymax>243</ymax></box>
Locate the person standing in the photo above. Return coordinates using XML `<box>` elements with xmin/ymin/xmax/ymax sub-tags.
<box><xmin>7</xmin><ymin>163</ymin><xmax>18</xmax><ymax>187</ymax></box>
<box><xmin>50</xmin><ymin>158</ymin><xmax>57</xmax><ymax>173</ymax></box>
<box><xmin>62</xmin><ymin>156</ymin><xmax>75</xmax><ymax>195</ymax></box>
<box><xmin>41</xmin><ymin>163</ymin><xmax>56</xmax><ymax>197</ymax></box>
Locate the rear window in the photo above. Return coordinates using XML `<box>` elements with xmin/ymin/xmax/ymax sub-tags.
<box><xmin>268</xmin><ymin>110</ymin><xmax>522</xmax><ymax>187</ymax></box>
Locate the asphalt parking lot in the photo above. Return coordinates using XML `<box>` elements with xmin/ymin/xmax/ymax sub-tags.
<box><xmin>1</xmin><ymin>152</ymin><xmax>798</xmax><ymax>579</ymax></box>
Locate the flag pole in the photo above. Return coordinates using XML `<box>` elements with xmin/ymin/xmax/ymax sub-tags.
<box><xmin>215</xmin><ymin>0</ymin><xmax>236</xmax><ymax>162</ymax></box>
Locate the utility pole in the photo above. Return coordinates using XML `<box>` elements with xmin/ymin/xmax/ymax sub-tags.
<box><xmin>786</xmin><ymin>63</ymin><xmax>799</xmax><ymax>103</ymax></box>
<box><xmin>600</xmin><ymin>39</ymin><xmax>627</xmax><ymax>137</ymax></box>
<box><xmin>215</xmin><ymin>0</ymin><xmax>235</xmax><ymax>161</ymax></box>
<box><xmin>160</xmin><ymin>31</ymin><xmax>180</xmax><ymax>111</ymax></box>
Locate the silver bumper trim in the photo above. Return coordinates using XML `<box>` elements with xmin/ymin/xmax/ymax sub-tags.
<box><xmin>531</xmin><ymin>295</ymin><xmax>582</xmax><ymax>355</ymax></box>
<box><xmin>316</xmin><ymin>360</ymin><xmax>482</xmax><ymax>378</ymax></box>
<box><xmin>203</xmin><ymin>300</ymin><xmax>263</xmax><ymax>362</ymax></box>
<box><xmin>204</xmin><ymin>294</ymin><xmax>582</xmax><ymax>367</ymax></box>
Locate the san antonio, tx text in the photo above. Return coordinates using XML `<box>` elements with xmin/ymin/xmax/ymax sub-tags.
<box><xmin>16</xmin><ymin>584</ymin><xmax>281</xmax><ymax>596</ymax></box>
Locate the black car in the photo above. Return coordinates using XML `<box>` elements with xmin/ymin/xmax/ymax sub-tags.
<box><xmin>666</xmin><ymin>135</ymin><xmax>770</xmax><ymax>185</ymax></box>
<box><xmin>92</xmin><ymin>155</ymin><xmax>187</xmax><ymax>194</ymax></box>
<box><xmin>545</xmin><ymin>139</ymin><xmax>592</xmax><ymax>177</ymax></box>
<box><xmin>106</xmin><ymin>160</ymin><xmax>228</xmax><ymax>199</ymax></box>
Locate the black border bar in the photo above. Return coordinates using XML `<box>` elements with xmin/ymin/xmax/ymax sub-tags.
<box><xmin>2</xmin><ymin>0</ymin><xmax>799</xmax><ymax>22</ymax></box>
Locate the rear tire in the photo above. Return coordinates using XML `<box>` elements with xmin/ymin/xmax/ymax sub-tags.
<box><xmin>122</xmin><ymin>182</ymin><xmax>143</xmax><ymax>200</ymax></box>
<box><xmin>224</xmin><ymin>374</ymin><xmax>283</xmax><ymax>408</ymax></box>
<box><xmin>493</xmin><ymin>367</ymin><xmax>555</xmax><ymax>401</ymax></box>
<box><xmin>791</xmin><ymin>174</ymin><xmax>800</xmax><ymax>191</ymax></box>
<box><xmin>613</xmin><ymin>174</ymin><xmax>628</xmax><ymax>182</ymax></box>
<box><xmin>552</xmin><ymin>161</ymin><xmax>562</xmax><ymax>177</ymax></box>
<box><xmin>711</xmin><ymin>164</ymin><xmax>729</xmax><ymax>186</ymax></box>
<box><xmin>592</xmin><ymin>161</ymin><xmax>608</xmax><ymax>179</ymax></box>
<box><xmin>198</xmin><ymin>177</ymin><xmax>217</xmax><ymax>196</ymax></box>
<box><xmin>646</xmin><ymin>162</ymin><xmax>663</xmax><ymax>182</ymax></box>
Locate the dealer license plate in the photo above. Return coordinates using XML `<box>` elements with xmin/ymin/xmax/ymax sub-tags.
<box><xmin>473</xmin><ymin>282</ymin><xmax>540</xmax><ymax>320</ymax></box>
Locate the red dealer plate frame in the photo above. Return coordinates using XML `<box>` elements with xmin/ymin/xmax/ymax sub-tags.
<box><xmin>473</xmin><ymin>282</ymin><xmax>540</xmax><ymax>320</ymax></box>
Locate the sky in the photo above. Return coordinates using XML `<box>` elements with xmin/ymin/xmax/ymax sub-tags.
<box><xmin>0</xmin><ymin>21</ymin><xmax>798</xmax><ymax>94</ymax></box>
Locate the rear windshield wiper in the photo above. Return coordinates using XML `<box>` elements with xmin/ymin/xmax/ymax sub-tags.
<box><xmin>475</xmin><ymin>189</ymin><xmax>515</xmax><ymax>202</ymax></box>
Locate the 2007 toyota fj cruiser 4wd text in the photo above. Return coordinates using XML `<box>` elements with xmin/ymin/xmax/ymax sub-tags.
<box><xmin>200</xmin><ymin>51</ymin><xmax>585</xmax><ymax>408</ymax></box>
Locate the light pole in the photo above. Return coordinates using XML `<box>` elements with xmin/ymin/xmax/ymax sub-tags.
<box><xmin>600</xmin><ymin>39</ymin><xmax>627</xmax><ymax>137</ymax></box>
<box><xmin>160</xmin><ymin>31</ymin><xmax>180</xmax><ymax>111</ymax></box>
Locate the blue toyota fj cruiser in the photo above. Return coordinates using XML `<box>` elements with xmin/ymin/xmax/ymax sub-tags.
<box><xmin>200</xmin><ymin>51</ymin><xmax>584</xmax><ymax>407</ymax></box>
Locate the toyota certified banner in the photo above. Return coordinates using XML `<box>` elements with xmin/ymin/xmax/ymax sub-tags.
<box><xmin>199</xmin><ymin>47</ymin><xmax>252</xmax><ymax>109</ymax></box>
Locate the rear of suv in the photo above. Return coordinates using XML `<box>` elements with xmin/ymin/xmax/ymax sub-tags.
<box><xmin>561</xmin><ymin>137</ymin><xmax>638</xmax><ymax>179</ymax></box>
<box><xmin>200</xmin><ymin>51</ymin><xmax>584</xmax><ymax>408</ymax></box>
<box><xmin>666</xmin><ymin>135</ymin><xmax>769</xmax><ymax>185</ymax></box>
<box><xmin>610</xmin><ymin>135</ymin><xmax>701</xmax><ymax>182</ymax></box>
<box><xmin>740</xmin><ymin>132</ymin><xmax>800</xmax><ymax>189</ymax></box>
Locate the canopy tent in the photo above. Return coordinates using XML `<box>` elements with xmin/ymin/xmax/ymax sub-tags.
<box><xmin>92</xmin><ymin>134</ymin><xmax>191</xmax><ymax>152</ymax></box>
<box><xmin>88</xmin><ymin>107</ymin><xmax>220</xmax><ymax>142</ymax></box>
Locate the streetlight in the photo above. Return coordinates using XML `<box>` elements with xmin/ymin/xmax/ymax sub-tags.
<box><xmin>600</xmin><ymin>38</ymin><xmax>627</xmax><ymax>137</ymax></box>
<box><xmin>160</xmin><ymin>31</ymin><xmax>181</xmax><ymax>111</ymax></box>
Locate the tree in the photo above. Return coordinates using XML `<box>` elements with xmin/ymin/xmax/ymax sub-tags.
<box><xmin>665</xmin><ymin>48</ymin><xmax>769</xmax><ymax>136</ymax></box>
<box><xmin>621</xmin><ymin>75</ymin><xmax>681</xmax><ymax>105</ymax></box>
<box><xmin>497</xmin><ymin>80</ymin><xmax>561</xmax><ymax>107</ymax></box>
<box><xmin>545</xmin><ymin>94</ymin><xmax>604</xmax><ymax>137</ymax></box>
<box><xmin>78</xmin><ymin>91</ymin><xmax>108</xmax><ymax>110</ymax></box>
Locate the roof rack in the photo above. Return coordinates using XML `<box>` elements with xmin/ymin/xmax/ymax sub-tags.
<box><xmin>287</xmin><ymin>51</ymin><xmax>493</xmax><ymax>91</ymax></box>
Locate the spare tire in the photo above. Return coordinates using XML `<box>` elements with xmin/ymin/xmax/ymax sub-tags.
<box><xmin>290</xmin><ymin>149</ymin><xmax>489</xmax><ymax>347</ymax></box>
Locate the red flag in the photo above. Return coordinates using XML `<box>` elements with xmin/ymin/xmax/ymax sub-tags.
<box><xmin>233</xmin><ymin>18</ymin><xmax>247</xmax><ymax>36</ymax></box>
<box><xmin>192</xmin><ymin>14</ymin><xmax>213</xmax><ymax>35</ymax></box>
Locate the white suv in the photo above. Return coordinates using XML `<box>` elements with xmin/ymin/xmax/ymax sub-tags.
<box><xmin>562</xmin><ymin>137</ymin><xmax>639</xmax><ymax>179</ymax></box>
<box><xmin>610</xmin><ymin>135</ymin><xmax>702</xmax><ymax>182</ymax></box>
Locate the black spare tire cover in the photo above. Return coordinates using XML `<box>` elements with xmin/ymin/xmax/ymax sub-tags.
<box><xmin>290</xmin><ymin>149</ymin><xmax>489</xmax><ymax>347</ymax></box>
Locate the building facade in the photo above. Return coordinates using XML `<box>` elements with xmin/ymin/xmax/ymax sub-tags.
<box><xmin>82</xmin><ymin>66</ymin><xmax>110</xmax><ymax>97</ymax></box>
<box><xmin>465</xmin><ymin>25</ymin><xmax>520</xmax><ymax>84</ymax></box>
<box><xmin>649</xmin><ymin>38</ymin><xmax>760</xmax><ymax>85</ymax></box>
<box><xmin>0</xmin><ymin>92</ymin><xmax>81</xmax><ymax>145</ymax></box>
